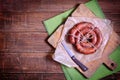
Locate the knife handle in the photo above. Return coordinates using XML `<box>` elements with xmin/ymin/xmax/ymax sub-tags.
<box><xmin>71</xmin><ymin>56</ymin><xmax>88</xmax><ymax>71</ymax></box>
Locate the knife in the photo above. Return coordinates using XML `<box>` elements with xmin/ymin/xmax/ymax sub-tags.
<box><xmin>61</xmin><ymin>41</ymin><xmax>88</xmax><ymax>71</ymax></box>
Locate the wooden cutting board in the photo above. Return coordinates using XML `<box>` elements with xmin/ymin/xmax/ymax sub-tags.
<box><xmin>77</xmin><ymin>31</ymin><xmax>120</xmax><ymax>78</ymax></box>
<box><xmin>48</xmin><ymin>4</ymin><xmax>120</xmax><ymax>78</ymax></box>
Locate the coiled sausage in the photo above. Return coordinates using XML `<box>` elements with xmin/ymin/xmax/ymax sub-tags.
<box><xmin>67</xmin><ymin>22</ymin><xmax>103</xmax><ymax>54</ymax></box>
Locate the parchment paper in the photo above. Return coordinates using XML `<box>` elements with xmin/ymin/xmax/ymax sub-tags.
<box><xmin>52</xmin><ymin>4</ymin><xmax>113</xmax><ymax>67</ymax></box>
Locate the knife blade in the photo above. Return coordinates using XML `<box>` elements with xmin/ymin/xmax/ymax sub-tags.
<box><xmin>61</xmin><ymin>41</ymin><xmax>88</xmax><ymax>71</ymax></box>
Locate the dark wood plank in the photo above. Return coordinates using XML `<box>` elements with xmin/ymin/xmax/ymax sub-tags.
<box><xmin>115</xmin><ymin>32</ymin><xmax>120</xmax><ymax>37</ymax></box>
<box><xmin>3</xmin><ymin>12</ymin><xmax>60</xmax><ymax>32</ymax></box>
<box><xmin>99</xmin><ymin>1</ymin><xmax>120</xmax><ymax>13</ymax></box>
<box><xmin>105</xmin><ymin>13</ymin><xmax>120</xmax><ymax>21</ymax></box>
<box><xmin>113</xmin><ymin>21</ymin><xmax>120</xmax><ymax>33</ymax></box>
<box><xmin>0</xmin><ymin>53</ymin><xmax>63</xmax><ymax>73</ymax></box>
<box><xmin>1</xmin><ymin>0</ymin><xmax>88</xmax><ymax>12</ymax></box>
<box><xmin>1</xmin><ymin>0</ymin><xmax>120</xmax><ymax>13</ymax></box>
<box><xmin>0</xmin><ymin>0</ymin><xmax>120</xmax><ymax>80</ymax></box>
<box><xmin>0</xmin><ymin>73</ymin><xmax>66</xmax><ymax>80</ymax></box>
<box><xmin>0</xmin><ymin>32</ymin><xmax>6</xmax><ymax>51</ymax></box>
<box><xmin>4</xmin><ymin>32</ymin><xmax>53</xmax><ymax>53</ymax></box>
<box><xmin>20</xmin><ymin>52</ymin><xmax>63</xmax><ymax>73</ymax></box>
<box><xmin>0</xmin><ymin>53</ymin><xmax>22</xmax><ymax>73</ymax></box>
<box><xmin>46</xmin><ymin>53</ymin><xmax>63</xmax><ymax>73</ymax></box>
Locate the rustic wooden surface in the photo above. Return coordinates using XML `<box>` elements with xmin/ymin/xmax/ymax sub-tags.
<box><xmin>0</xmin><ymin>0</ymin><xmax>120</xmax><ymax>80</ymax></box>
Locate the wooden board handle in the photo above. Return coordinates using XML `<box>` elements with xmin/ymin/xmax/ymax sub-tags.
<box><xmin>103</xmin><ymin>58</ymin><xmax>117</xmax><ymax>70</ymax></box>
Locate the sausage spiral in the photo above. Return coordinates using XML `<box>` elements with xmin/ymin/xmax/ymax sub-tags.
<box><xmin>67</xmin><ymin>22</ymin><xmax>103</xmax><ymax>54</ymax></box>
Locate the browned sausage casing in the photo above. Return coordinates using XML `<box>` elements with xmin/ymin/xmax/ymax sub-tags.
<box><xmin>67</xmin><ymin>22</ymin><xmax>103</xmax><ymax>54</ymax></box>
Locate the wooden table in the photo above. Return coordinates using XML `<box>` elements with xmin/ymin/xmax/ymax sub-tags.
<box><xmin>0</xmin><ymin>0</ymin><xmax>120</xmax><ymax>80</ymax></box>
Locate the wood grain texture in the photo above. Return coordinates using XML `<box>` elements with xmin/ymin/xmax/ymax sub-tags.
<box><xmin>0</xmin><ymin>73</ymin><xmax>66</xmax><ymax>80</ymax></box>
<box><xmin>0</xmin><ymin>0</ymin><xmax>120</xmax><ymax>80</ymax></box>
<box><xmin>0</xmin><ymin>53</ymin><xmax>62</xmax><ymax>73</ymax></box>
<box><xmin>3</xmin><ymin>12</ymin><xmax>60</xmax><ymax>32</ymax></box>
<box><xmin>5</xmin><ymin>32</ymin><xmax>52</xmax><ymax>53</ymax></box>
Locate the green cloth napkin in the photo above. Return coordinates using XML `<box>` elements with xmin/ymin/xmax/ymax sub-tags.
<box><xmin>43</xmin><ymin>0</ymin><xmax>120</xmax><ymax>80</ymax></box>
